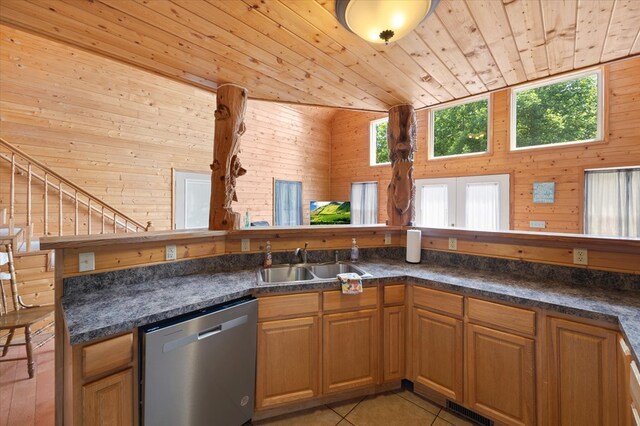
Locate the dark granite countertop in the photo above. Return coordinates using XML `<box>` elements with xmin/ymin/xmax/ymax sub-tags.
<box><xmin>62</xmin><ymin>256</ymin><xmax>640</xmax><ymax>364</ymax></box>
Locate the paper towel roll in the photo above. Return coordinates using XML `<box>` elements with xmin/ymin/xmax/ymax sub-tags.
<box><xmin>406</xmin><ymin>229</ymin><xmax>421</xmax><ymax>263</ymax></box>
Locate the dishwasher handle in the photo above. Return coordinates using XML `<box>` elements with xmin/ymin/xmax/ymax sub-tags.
<box><xmin>162</xmin><ymin>314</ymin><xmax>249</xmax><ymax>352</ymax></box>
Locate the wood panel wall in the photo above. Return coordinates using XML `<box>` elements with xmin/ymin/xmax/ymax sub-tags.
<box><xmin>0</xmin><ymin>25</ymin><xmax>334</xmax><ymax>235</ymax></box>
<box><xmin>330</xmin><ymin>57</ymin><xmax>640</xmax><ymax>233</ymax></box>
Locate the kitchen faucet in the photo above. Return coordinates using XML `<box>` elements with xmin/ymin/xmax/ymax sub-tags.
<box><xmin>294</xmin><ymin>242</ymin><xmax>309</xmax><ymax>264</ymax></box>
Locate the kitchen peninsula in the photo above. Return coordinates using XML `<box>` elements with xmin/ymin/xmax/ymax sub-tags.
<box><xmin>41</xmin><ymin>225</ymin><xmax>640</xmax><ymax>426</ymax></box>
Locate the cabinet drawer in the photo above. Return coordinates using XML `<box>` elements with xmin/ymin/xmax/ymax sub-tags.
<box><xmin>323</xmin><ymin>287</ymin><xmax>377</xmax><ymax>312</ymax></box>
<box><xmin>632</xmin><ymin>361</ymin><xmax>640</xmax><ymax>407</ymax></box>
<box><xmin>258</xmin><ymin>293</ymin><xmax>319</xmax><ymax>320</ymax></box>
<box><xmin>82</xmin><ymin>333</ymin><xmax>133</xmax><ymax>379</ymax></box>
<box><xmin>413</xmin><ymin>286</ymin><xmax>463</xmax><ymax>317</ymax></box>
<box><xmin>467</xmin><ymin>298</ymin><xmax>536</xmax><ymax>336</ymax></box>
<box><xmin>384</xmin><ymin>285</ymin><xmax>405</xmax><ymax>305</ymax></box>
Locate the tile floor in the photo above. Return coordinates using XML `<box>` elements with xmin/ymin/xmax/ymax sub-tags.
<box><xmin>251</xmin><ymin>389</ymin><xmax>476</xmax><ymax>426</ymax></box>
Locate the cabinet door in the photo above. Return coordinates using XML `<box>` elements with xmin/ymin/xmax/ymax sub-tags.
<box><xmin>412</xmin><ymin>308</ymin><xmax>463</xmax><ymax>402</ymax></box>
<box><xmin>466</xmin><ymin>324</ymin><xmax>535</xmax><ymax>425</ymax></box>
<box><xmin>256</xmin><ymin>316</ymin><xmax>319</xmax><ymax>408</ymax></box>
<box><xmin>82</xmin><ymin>368</ymin><xmax>133</xmax><ymax>426</ymax></box>
<box><xmin>548</xmin><ymin>317</ymin><xmax>619</xmax><ymax>426</ymax></box>
<box><xmin>323</xmin><ymin>309</ymin><xmax>378</xmax><ymax>394</ymax></box>
<box><xmin>383</xmin><ymin>306</ymin><xmax>405</xmax><ymax>381</ymax></box>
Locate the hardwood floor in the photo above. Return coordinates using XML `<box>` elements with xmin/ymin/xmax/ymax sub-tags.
<box><xmin>0</xmin><ymin>338</ymin><xmax>54</xmax><ymax>426</ymax></box>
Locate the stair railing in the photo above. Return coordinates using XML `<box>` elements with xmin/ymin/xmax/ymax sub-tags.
<box><xmin>0</xmin><ymin>138</ymin><xmax>152</xmax><ymax>241</ymax></box>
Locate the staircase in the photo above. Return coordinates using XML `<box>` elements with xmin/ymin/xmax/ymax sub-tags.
<box><xmin>0</xmin><ymin>137</ymin><xmax>152</xmax><ymax>254</ymax></box>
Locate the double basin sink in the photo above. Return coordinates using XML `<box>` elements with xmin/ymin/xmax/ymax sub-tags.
<box><xmin>258</xmin><ymin>262</ymin><xmax>371</xmax><ymax>285</ymax></box>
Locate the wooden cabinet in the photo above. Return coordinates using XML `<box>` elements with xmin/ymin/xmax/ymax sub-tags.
<box><xmin>547</xmin><ymin>317</ymin><xmax>619</xmax><ymax>426</ymax></box>
<box><xmin>323</xmin><ymin>308</ymin><xmax>378</xmax><ymax>394</ymax></box>
<box><xmin>466</xmin><ymin>324</ymin><xmax>535</xmax><ymax>425</ymax></box>
<box><xmin>412</xmin><ymin>307</ymin><xmax>463</xmax><ymax>402</ymax></box>
<box><xmin>383</xmin><ymin>306</ymin><xmax>405</xmax><ymax>381</ymax></box>
<box><xmin>256</xmin><ymin>316</ymin><xmax>319</xmax><ymax>408</ymax></box>
<box><xmin>82</xmin><ymin>368</ymin><xmax>134</xmax><ymax>426</ymax></box>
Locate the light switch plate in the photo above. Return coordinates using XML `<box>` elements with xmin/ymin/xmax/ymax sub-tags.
<box><xmin>384</xmin><ymin>233</ymin><xmax>392</xmax><ymax>245</ymax></box>
<box><xmin>448</xmin><ymin>238</ymin><xmax>457</xmax><ymax>251</ymax></box>
<box><xmin>529</xmin><ymin>221</ymin><xmax>546</xmax><ymax>229</ymax></box>
<box><xmin>78</xmin><ymin>252</ymin><xmax>95</xmax><ymax>272</ymax></box>
<box><xmin>165</xmin><ymin>245</ymin><xmax>177</xmax><ymax>261</ymax></box>
<box><xmin>241</xmin><ymin>239</ymin><xmax>251</xmax><ymax>252</ymax></box>
<box><xmin>573</xmin><ymin>248</ymin><xmax>588</xmax><ymax>265</ymax></box>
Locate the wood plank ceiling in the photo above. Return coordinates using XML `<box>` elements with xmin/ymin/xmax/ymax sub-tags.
<box><xmin>1</xmin><ymin>0</ymin><xmax>639</xmax><ymax>111</ymax></box>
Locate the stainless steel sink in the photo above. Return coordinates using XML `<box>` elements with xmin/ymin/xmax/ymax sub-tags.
<box><xmin>259</xmin><ymin>265</ymin><xmax>315</xmax><ymax>283</ymax></box>
<box><xmin>309</xmin><ymin>262</ymin><xmax>369</xmax><ymax>279</ymax></box>
<box><xmin>257</xmin><ymin>262</ymin><xmax>371</xmax><ymax>285</ymax></box>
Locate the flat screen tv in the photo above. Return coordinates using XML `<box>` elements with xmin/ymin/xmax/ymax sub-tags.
<box><xmin>310</xmin><ymin>201</ymin><xmax>351</xmax><ymax>225</ymax></box>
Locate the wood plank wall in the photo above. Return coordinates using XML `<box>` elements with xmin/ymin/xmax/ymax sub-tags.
<box><xmin>0</xmin><ymin>25</ymin><xmax>334</xmax><ymax>235</ymax></box>
<box><xmin>331</xmin><ymin>57</ymin><xmax>640</xmax><ymax>233</ymax></box>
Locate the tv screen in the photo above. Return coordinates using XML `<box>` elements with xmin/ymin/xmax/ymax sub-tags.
<box><xmin>310</xmin><ymin>201</ymin><xmax>351</xmax><ymax>225</ymax></box>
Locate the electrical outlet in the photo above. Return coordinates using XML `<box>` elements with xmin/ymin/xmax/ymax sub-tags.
<box><xmin>241</xmin><ymin>239</ymin><xmax>251</xmax><ymax>252</ymax></box>
<box><xmin>573</xmin><ymin>248</ymin><xmax>588</xmax><ymax>265</ymax></box>
<box><xmin>384</xmin><ymin>233</ymin><xmax>392</xmax><ymax>245</ymax></box>
<box><xmin>78</xmin><ymin>252</ymin><xmax>95</xmax><ymax>272</ymax></box>
<box><xmin>448</xmin><ymin>237</ymin><xmax>457</xmax><ymax>250</ymax></box>
<box><xmin>529</xmin><ymin>221</ymin><xmax>546</xmax><ymax>229</ymax></box>
<box><xmin>165</xmin><ymin>244</ymin><xmax>177</xmax><ymax>261</ymax></box>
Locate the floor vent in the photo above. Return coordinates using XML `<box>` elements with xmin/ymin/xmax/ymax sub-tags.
<box><xmin>446</xmin><ymin>401</ymin><xmax>493</xmax><ymax>426</ymax></box>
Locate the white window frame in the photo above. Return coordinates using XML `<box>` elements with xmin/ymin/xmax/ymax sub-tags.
<box><xmin>511</xmin><ymin>68</ymin><xmax>604</xmax><ymax>151</ymax></box>
<box><xmin>370</xmin><ymin>117</ymin><xmax>390</xmax><ymax>166</ymax></box>
<box><xmin>415</xmin><ymin>174</ymin><xmax>510</xmax><ymax>230</ymax></box>
<box><xmin>351</xmin><ymin>181</ymin><xmax>379</xmax><ymax>225</ymax></box>
<box><xmin>428</xmin><ymin>95</ymin><xmax>491</xmax><ymax>160</ymax></box>
<box><xmin>173</xmin><ymin>170</ymin><xmax>211</xmax><ymax>230</ymax></box>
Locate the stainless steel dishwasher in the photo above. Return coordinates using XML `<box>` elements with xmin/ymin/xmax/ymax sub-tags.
<box><xmin>141</xmin><ymin>297</ymin><xmax>257</xmax><ymax>426</ymax></box>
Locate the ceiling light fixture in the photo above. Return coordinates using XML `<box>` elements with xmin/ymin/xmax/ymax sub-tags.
<box><xmin>336</xmin><ymin>0</ymin><xmax>440</xmax><ymax>45</ymax></box>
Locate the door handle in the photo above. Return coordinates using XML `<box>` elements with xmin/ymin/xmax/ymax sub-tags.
<box><xmin>198</xmin><ymin>325</ymin><xmax>222</xmax><ymax>340</ymax></box>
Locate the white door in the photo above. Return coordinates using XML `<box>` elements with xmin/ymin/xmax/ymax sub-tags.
<box><xmin>415</xmin><ymin>174</ymin><xmax>510</xmax><ymax>230</ymax></box>
<box><xmin>174</xmin><ymin>171</ymin><xmax>211</xmax><ymax>229</ymax></box>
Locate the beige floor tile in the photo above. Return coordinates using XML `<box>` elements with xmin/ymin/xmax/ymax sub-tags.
<box><xmin>345</xmin><ymin>392</ymin><xmax>437</xmax><ymax>426</ymax></box>
<box><xmin>253</xmin><ymin>406</ymin><xmax>343</xmax><ymax>426</ymax></box>
<box><xmin>327</xmin><ymin>396</ymin><xmax>364</xmax><ymax>417</ymax></box>
<box><xmin>393</xmin><ymin>389</ymin><xmax>442</xmax><ymax>415</ymax></box>
<box><xmin>437</xmin><ymin>409</ymin><xmax>475</xmax><ymax>426</ymax></box>
<box><xmin>432</xmin><ymin>418</ymin><xmax>453</xmax><ymax>426</ymax></box>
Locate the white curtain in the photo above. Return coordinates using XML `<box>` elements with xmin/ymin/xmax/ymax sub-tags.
<box><xmin>421</xmin><ymin>184</ymin><xmax>448</xmax><ymax>227</ymax></box>
<box><xmin>351</xmin><ymin>182</ymin><xmax>378</xmax><ymax>224</ymax></box>
<box><xmin>585</xmin><ymin>168</ymin><xmax>639</xmax><ymax>237</ymax></box>
<box><xmin>274</xmin><ymin>180</ymin><xmax>302</xmax><ymax>226</ymax></box>
<box><xmin>465</xmin><ymin>182</ymin><xmax>500</xmax><ymax>230</ymax></box>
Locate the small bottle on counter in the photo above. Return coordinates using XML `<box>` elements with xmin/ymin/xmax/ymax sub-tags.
<box><xmin>264</xmin><ymin>240</ymin><xmax>272</xmax><ymax>268</ymax></box>
<box><xmin>350</xmin><ymin>238</ymin><xmax>359</xmax><ymax>263</ymax></box>
<box><xmin>245</xmin><ymin>210</ymin><xmax>251</xmax><ymax>228</ymax></box>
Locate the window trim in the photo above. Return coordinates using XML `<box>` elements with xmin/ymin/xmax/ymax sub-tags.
<box><xmin>369</xmin><ymin>117</ymin><xmax>390</xmax><ymax>166</ymax></box>
<box><xmin>350</xmin><ymin>181</ymin><xmax>379</xmax><ymax>225</ymax></box>
<box><xmin>510</xmin><ymin>68</ymin><xmax>604</xmax><ymax>151</ymax></box>
<box><xmin>428</xmin><ymin>94</ymin><xmax>491</xmax><ymax>160</ymax></box>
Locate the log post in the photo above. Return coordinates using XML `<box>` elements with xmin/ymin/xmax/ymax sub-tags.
<box><xmin>387</xmin><ymin>104</ymin><xmax>417</xmax><ymax>226</ymax></box>
<box><xmin>209</xmin><ymin>84</ymin><xmax>248</xmax><ymax>230</ymax></box>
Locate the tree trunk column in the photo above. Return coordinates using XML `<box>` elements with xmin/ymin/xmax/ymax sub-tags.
<box><xmin>387</xmin><ymin>104</ymin><xmax>417</xmax><ymax>226</ymax></box>
<box><xmin>209</xmin><ymin>84</ymin><xmax>248</xmax><ymax>230</ymax></box>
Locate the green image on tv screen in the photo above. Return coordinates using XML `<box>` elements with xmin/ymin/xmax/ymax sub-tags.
<box><xmin>310</xmin><ymin>201</ymin><xmax>351</xmax><ymax>225</ymax></box>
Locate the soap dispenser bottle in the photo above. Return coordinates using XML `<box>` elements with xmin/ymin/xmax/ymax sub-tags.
<box><xmin>350</xmin><ymin>238</ymin><xmax>359</xmax><ymax>263</ymax></box>
<box><xmin>264</xmin><ymin>240</ymin><xmax>272</xmax><ymax>268</ymax></box>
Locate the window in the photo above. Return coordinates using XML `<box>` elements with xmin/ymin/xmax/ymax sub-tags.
<box><xmin>512</xmin><ymin>70</ymin><xmax>602</xmax><ymax>150</ymax></box>
<box><xmin>174</xmin><ymin>171</ymin><xmax>210</xmax><ymax>229</ymax></box>
<box><xmin>274</xmin><ymin>180</ymin><xmax>303</xmax><ymax>226</ymax></box>
<box><xmin>415</xmin><ymin>174</ymin><xmax>510</xmax><ymax>231</ymax></box>
<box><xmin>430</xmin><ymin>97</ymin><xmax>489</xmax><ymax>158</ymax></box>
<box><xmin>370</xmin><ymin>117</ymin><xmax>389</xmax><ymax>165</ymax></box>
<box><xmin>584</xmin><ymin>167</ymin><xmax>639</xmax><ymax>238</ymax></box>
<box><xmin>351</xmin><ymin>182</ymin><xmax>378</xmax><ymax>224</ymax></box>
